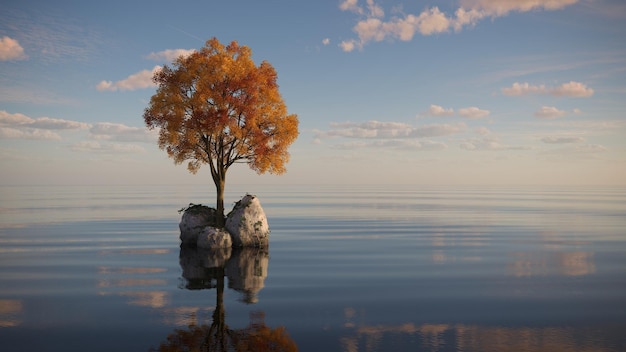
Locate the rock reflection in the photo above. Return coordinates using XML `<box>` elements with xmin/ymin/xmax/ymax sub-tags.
<box><xmin>226</xmin><ymin>247</ymin><xmax>269</xmax><ymax>304</ymax></box>
<box><xmin>180</xmin><ymin>246</ymin><xmax>269</xmax><ymax>303</ymax></box>
<box><xmin>151</xmin><ymin>246</ymin><xmax>296</xmax><ymax>351</ymax></box>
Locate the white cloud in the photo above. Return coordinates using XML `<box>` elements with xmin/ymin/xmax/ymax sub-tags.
<box><xmin>427</xmin><ymin>104</ymin><xmax>455</xmax><ymax>117</ymax></box>
<box><xmin>367</xmin><ymin>0</ymin><xmax>385</xmax><ymax>18</ymax></box>
<box><xmin>0</xmin><ymin>36</ymin><xmax>27</xmax><ymax>61</ymax></box>
<box><xmin>340</xmin><ymin>0</ymin><xmax>362</xmax><ymax>14</ymax></box>
<box><xmin>452</xmin><ymin>8</ymin><xmax>487</xmax><ymax>31</ymax></box>
<box><xmin>551</xmin><ymin>81</ymin><xmax>594</xmax><ymax>97</ymax></box>
<box><xmin>415</xmin><ymin>7</ymin><xmax>450</xmax><ymax>36</ymax></box>
<box><xmin>458</xmin><ymin>106</ymin><xmax>490</xmax><ymax>119</ymax></box>
<box><xmin>339</xmin><ymin>0</ymin><xmax>579</xmax><ymax>49</ymax></box>
<box><xmin>97</xmin><ymin>65</ymin><xmax>162</xmax><ymax>92</ymax></box>
<box><xmin>501</xmin><ymin>81</ymin><xmax>594</xmax><ymax>97</ymax></box>
<box><xmin>145</xmin><ymin>49</ymin><xmax>195</xmax><ymax>62</ymax></box>
<box><xmin>322</xmin><ymin>38</ymin><xmax>330</xmax><ymax>45</ymax></box>
<box><xmin>535</xmin><ymin>106</ymin><xmax>566</xmax><ymax>119</ymax></box>
<box><xmin>541</xmin><ymin>136</ymin><xmax>585</xmax><ymax>144</ymax></box>
<box><xmin>0</xmin><ymin>111</ymin><xmax>32</xmax><ymax>125</ymax></box>
<box><xmin>501</xmin><ymin>82</ymin><xmax>547</xmax><ymax>96</ymax></box>
<box><xmin>340</xmin><ymin>40</ymin><xmax>358</xmax><ymax>52</ymax></box>
<box><xmin>350</xmin><ymin>7</ymin><xmax>451</xmax><ymax>45</ymax></box>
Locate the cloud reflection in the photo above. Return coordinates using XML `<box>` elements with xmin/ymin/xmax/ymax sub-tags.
<box><xmin>509</xmin><ymin>251</ymin><xmax>595</xmax><ymax>277</ymax></box>
<box><xmin>0</xmin><ymin>299</ymin><xmax>22</xmax><ymax>327</ymax></box>
<box><xmin>340</xmin><ymin>307</ymin><xmax>620</xmax><ymax>352</ymax></box>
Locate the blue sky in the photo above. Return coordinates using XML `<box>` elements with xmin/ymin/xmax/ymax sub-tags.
<box><xmin>1</xmin><ymin>0</ymin><xmax>625</xmax><ymax>186</ymax></box>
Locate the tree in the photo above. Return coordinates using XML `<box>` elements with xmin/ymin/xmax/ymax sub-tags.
<box><xmin>144</xmin><ymin>38</ymin><xmax>298</xmax><ymax>226</ymax></box>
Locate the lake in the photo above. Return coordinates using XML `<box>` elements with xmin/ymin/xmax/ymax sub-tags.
<box><xmin>0</xmin><ymin>184</ymin><xmax>625</xmax><ymax>351</ymax></box>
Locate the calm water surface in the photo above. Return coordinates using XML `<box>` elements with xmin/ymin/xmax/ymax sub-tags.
<box><xmin>0</xmin><ymin>185</ymin><xmax>625</xmax><ymax>351</ymax></box>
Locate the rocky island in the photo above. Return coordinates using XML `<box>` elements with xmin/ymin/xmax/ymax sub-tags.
<box><xmin>178</xmin><ymin>194</ymin><xmax>270</xmax><ymax>249</ymax></box>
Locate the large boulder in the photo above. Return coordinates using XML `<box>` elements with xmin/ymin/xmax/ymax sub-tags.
<box><xmin>179</xmin><ymin>204</ymin><xmax>224</xmax><ymax>246</ymax></box>
<box><xmin>225</xmin><ymin>195</ymin><xmax>270</xmax><ymax>247</ymax></box>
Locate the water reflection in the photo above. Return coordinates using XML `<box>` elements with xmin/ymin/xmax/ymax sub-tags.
<box><xmin>340</xmin><ymin>308</ymin><xmax>621</xmax><ymax>352</ymax></box>
<box><xmin>151</xmin><ymin>247</ymin><xmax>296</xmax><ymax>351</ymax></box>
<box><xmin>508</xmin><ymin>251</ymin><xmax>595</xmax><ymax>277</ymax></box>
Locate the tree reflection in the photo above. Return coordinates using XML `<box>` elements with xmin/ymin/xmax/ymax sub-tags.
<box><xmin>152</xmin><ymin>246</ymin><xmax>297</xmax><ymax>352</ymax></box>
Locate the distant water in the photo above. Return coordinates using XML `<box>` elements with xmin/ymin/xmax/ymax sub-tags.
<box><xmin>0</xmin><ymin>184</ymin><xmax>625</xmax><ymax>351</ymax></box>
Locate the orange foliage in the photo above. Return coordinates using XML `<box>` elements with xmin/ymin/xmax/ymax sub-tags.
<box><xmin>143</xmin><ymin>37</ymin><xmax>299</xmax><ymax>179</ymax></box>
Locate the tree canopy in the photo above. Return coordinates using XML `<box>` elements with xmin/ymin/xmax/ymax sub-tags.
<box><xmin>144</xmin><ymin>38</ymin><xmax>298</xmax><ymax>224</ymax></box>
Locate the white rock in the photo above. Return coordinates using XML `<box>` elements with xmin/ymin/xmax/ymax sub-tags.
<box><xmin>197</xmin><ymin>226</ymin><xmax>232</xmax><ymax>249</ymax></box>
<box><xmin>225</xmin><ymin>195</ymin><xmax>270</xmax><ymax>247</ymax></box>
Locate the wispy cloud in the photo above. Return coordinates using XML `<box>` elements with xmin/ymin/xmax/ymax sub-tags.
<box><xmin>535</xmin><ymin>106</ymin><xmax>566</xmax><ymax>119</ymax></box>
<box><xmin>459</xmin><ymin>0</ymin><xmax>578</xmax><ymax>16</ymax></box>
<box><xmin>3</xmin><ymin>8</ymin><xmax>105</xmax><ymax>64</ymax></box>
<box><xmin>0</xmin><ymin>36</ymin><xmax>27</xmax><ymax>61</ymax></box>
<box><xmin>316</xmin><ymin>120</ymin><xmax>466</xmax><ymax>139</ymax></box>
<box><xmin>541</xmin><ymin>136</ymin><xmax>585</xmax><ymax>144</ymax></box>
<box><xmin>97</xmin><ymin>65</ymin><xmax>161</xmax><ymax>92</ymax></box>
<box><xmin>539</xmin><ymin>143</ymin><xmax>608</xmax><ymax>161</ymax></box>
<box><xmin>69</xmin><ymin>141</ymin><xmax>146</xmax><ymax>154</ymax></box>
<box><xmin>315</xmin><ymin>120</ymin><xmax>464</xmax><ymax>151</ymax></box>
<box><xmin>460</xmin><ymin>136</ymin><xmax>529</xmax><ymax>151</ymax></box>
<box><xmin>332</xmin><ymin>139</ymin><xmax>447</xmax><ymax>151</ymax></box>
<box><xmin>339</xmin><ymin>0</ymin><xmax>579</xmax><ymax>51</ymax></box>
<box><xmin>501</xmin><ymin>81</ymin><xmax>594</xmax><ymax>97</ymax></box>
<box><xmin>458</xmin><ymin>106</ymin><xmax>490</xmax><ymax>119</ymax></box>
<box><xmin>89</xmin><ymin>122</ymin><xmax>157</xmax><ymax>143</ymax></box>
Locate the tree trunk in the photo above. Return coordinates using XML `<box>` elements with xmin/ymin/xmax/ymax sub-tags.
<box><xmin>215</xmin><ymin>177</ymin><xmax>225</xmax><ymax>227</ymax></box>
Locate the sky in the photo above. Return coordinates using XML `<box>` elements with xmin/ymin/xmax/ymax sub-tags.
<box><xmin>1</xmin><ymin>0</ymin><xmax>625</xmax><ymax>187</ymax></box>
